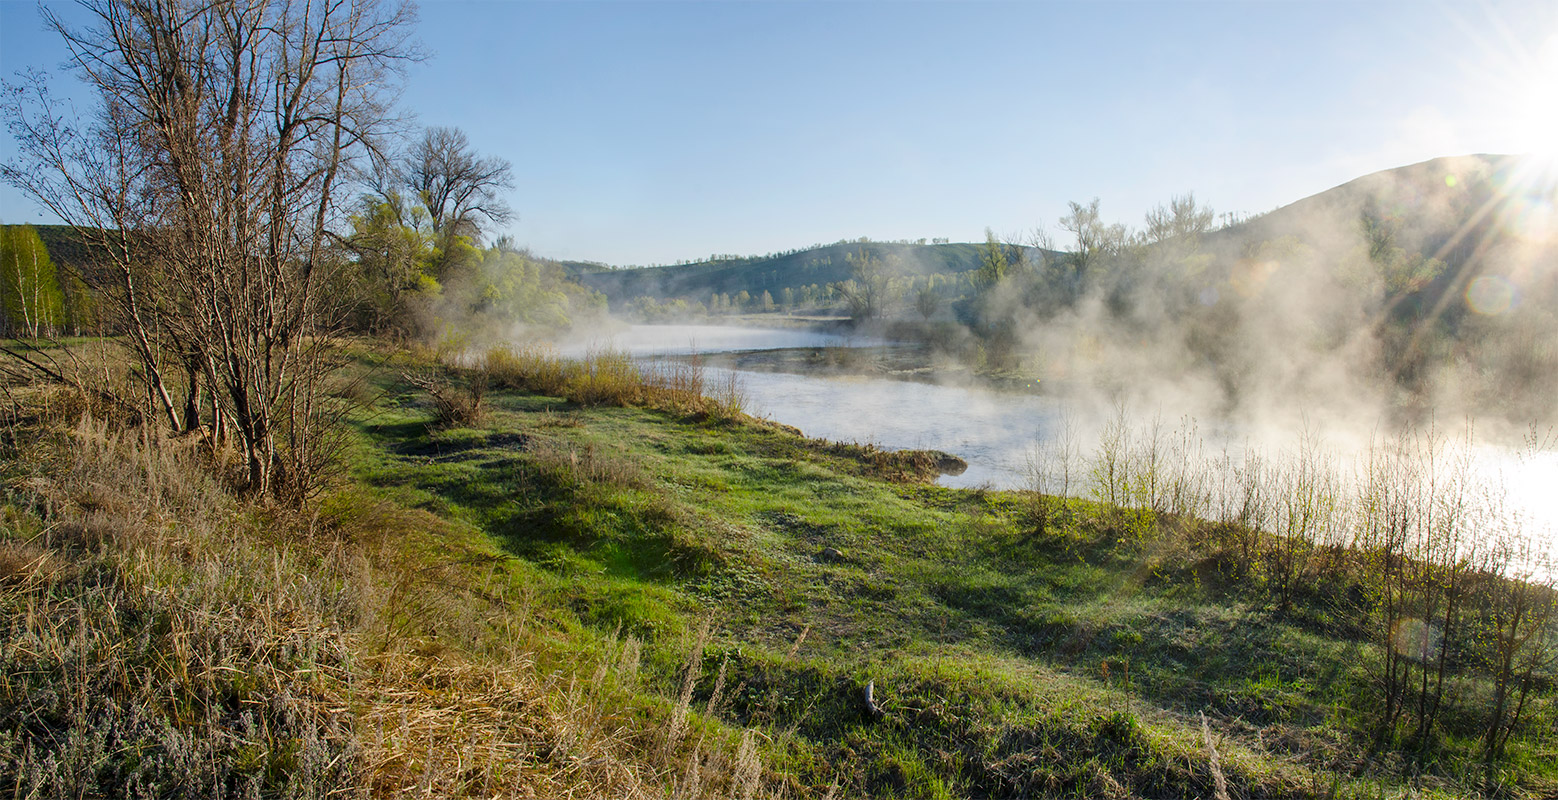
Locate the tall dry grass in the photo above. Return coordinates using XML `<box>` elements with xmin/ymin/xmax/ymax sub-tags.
<box><xmin>0</xmin><ymin>404</ymin><xmax>778</xmax><ymax>798</ymax></box>
<box><xmin>481</xmin><ymin>343</ymin><xmax>748</xmax><ymax>420</ymax></box>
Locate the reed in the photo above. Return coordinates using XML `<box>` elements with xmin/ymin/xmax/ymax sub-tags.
<box><xmin>477</xmin><ymin>343</ymin><xmax>748</xmax><ymax>420</ymax></box>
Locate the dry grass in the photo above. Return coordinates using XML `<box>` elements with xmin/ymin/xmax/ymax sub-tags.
<box><xmin>479</xmin><ymin>343</ymin><xmax>748</xmax><ymax>420</ymax></box>
<box><xmin>0</xmin><ymin>403</ymin><xmax>777</xmax><ymax>799</ymax></box>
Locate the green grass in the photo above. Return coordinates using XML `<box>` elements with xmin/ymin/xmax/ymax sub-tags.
<box><xmin>7</xmin><ymin>343</ymin><xmax>1553</xmax><ymax>798</ymax></box>
<box><xmin>332</xmin><ymin>350</ymin><xmax>1556</xmax><ymax>798</ymax></box>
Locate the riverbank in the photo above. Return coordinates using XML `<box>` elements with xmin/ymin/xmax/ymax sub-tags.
<box><xmin>5</xmin><ymin>342</ymin><xmax>1555</xmax><ymax>798</ymax></box>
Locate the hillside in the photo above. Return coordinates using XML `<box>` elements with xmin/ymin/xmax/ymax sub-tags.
<box><xmin>575</xmin><ymin>241</ymin><xmax>1008</xmax><ymax>304</ymax></box>
<box><xmin>1210</xmin><ymin>154</ymin><xmax>1529</xmax><ymax>263</ymax></box>
<box><xmin>1203</xmin><ymin>153</ymin><xmax>1557</xmax><ymax>317</ymax></box>
<box><xmin>577</xmin><ymin>154</ymin><xmax>1555</xmax><ymax>312</ymax></box>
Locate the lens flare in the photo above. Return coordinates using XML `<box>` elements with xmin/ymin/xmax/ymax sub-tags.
<box><xmin>1391</xmin><ymin>618</ymin><xmax>1440</xmax><ymax>661</ymax></box>
<box><xmin>1465</xmin><ymin>275</ymin><xmax>1518</xmax><ymax>315</ymax></box>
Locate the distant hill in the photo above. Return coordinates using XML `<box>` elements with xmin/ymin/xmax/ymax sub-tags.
<box><xmin>1199</xmin><ymin>153</ymin><xmax>1557</xmax><ymax>334</ymax></box>
<box><xmin>1207</xmin><ymin>153</ymin><xmax>1542</xmax><ymax>269</ymax></box>
<box><xmin>575</xmin><ymin>154</ymin><xmax>1556</xmax><ymax>311</ymax></box>
<box><xmin>575</xmin><ymin>241</ymin><xmax>1021</xmax><ymax>303</ymax></box>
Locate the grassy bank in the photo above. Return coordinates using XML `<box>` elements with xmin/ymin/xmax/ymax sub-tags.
<box><xmin>4</xmin><ymin>342</ymin><xmax>1555</xmax><ymax>798</ymax></box>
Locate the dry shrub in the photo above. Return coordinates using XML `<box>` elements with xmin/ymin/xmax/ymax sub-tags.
<box><xmin>0</xmin><ymin>537</ymin><xmax>52</xmax><ymax>584</ymax></box>
<box><xmin>705</xmin><ymin>368</ymin><xmax>748</xmax><ymax>421</ymax></box>
<box><xmin>356</xmin><ymin>658</ymin><xmax>662</xmax><ymax>799</ymax></box>
<box><xmin>2</xmin><ymin>420</ymin><xmax>361</xmax><ymax>799</ymax></box>
<box><xmin>643</xmin><ymin>357</ymin><xmax>707</xmax><ymax>413</ymax></box>
<box><xmin>482</xmin><ymin>342</ymin><xmax>574</xmax><ymax>396</ymax></box>
<box><xmin>405</xmin><ymin>370</ymin><xmax>486</xmax><ymax>427</ymax></box>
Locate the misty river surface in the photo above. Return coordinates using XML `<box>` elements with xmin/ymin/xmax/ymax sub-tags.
<box><xmin>573</xmin><ymin>324</ymin><xmax>1558</xmax><ymax>549</ymax></box>
<box><xmin>562</xmin><ymin>323</ymin><xmax>890</xmax><ymax>356</ymax></box>
<box><xmin>566</xmin><ymin>324</ymin><xmax>1049</xmax><ymax>487</ymax></box>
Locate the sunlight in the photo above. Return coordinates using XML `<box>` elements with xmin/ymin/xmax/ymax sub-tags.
<box><xmin>1487</xmin><ymin>30</ymin><xmax>1558</xmax><ymax>246</ymax></box>
<box><xmin>1512</xmin><ymin>33</ymin><xmax>1558</xmax><ymax>176</ymax></box>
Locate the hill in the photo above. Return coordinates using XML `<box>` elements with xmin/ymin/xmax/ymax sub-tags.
<box><xmin>575</xmin><ymin>241</ymin><xmax>1011</xmax><ymax>304</ymax></box>
<box><xmin>1210</xmin><ymin>154</ymin><xmax>1529</xmax><ymax>262</ymax></box>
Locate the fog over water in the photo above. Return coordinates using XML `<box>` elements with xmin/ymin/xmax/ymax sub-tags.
<box><xmin>558</xmin><ymin>324</ymin><xmax>889</xmax><ymax>357</ymax></box>
<box><xmin>567</xmin><ymin>324</ymin><xmax>1558</xmax><ymax>555</ymax></box>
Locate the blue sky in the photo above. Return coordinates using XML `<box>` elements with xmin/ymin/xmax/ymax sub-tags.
<box><xmin>3</xmin><ymin>0</ymin><xmax>1557</xmax><ymax>265</ymax></box>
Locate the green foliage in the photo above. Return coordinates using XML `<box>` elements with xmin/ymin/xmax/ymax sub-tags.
<box><xmin>0</xmin><ymin>224</ymin><xmax>65</xmax><ymax>338</ymax></box>
<box><xmin>341</xmin><ymin>195</ymin><xmax>438</xmax><ymax>333</ymax></box>
<box><xmin>465</xmin><ymin>245</ymin><xmax>604</xmax><ymax>330</ymax></box>
<box><xmin>974</xmin><ymin>228</ymin><xmax>1009</xmax><ymax>290</ymax></box>
<box><xmin>1344</xmin><ymin>212</ymin><xmax>1447</xmax><ymax>296</ymax></box>
<box><xmin>578</xmin><ymin>240</ymin><xmax>991</xmax><ymax>307</ymax></box>
<box><xmin>339</xmin><ymin>197</ymin><xmax>603</xmax><ymax>337</ymax></box>
<box><xmin>914</xmin><ymin>284</ymin><xmax>941</xmax><ymax>321</ymax></box>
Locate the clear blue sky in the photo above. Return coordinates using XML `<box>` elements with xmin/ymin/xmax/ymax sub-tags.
<box><xmin>3</xmin><ymin>0</ymin><xmax>1556</xmax><ymax>266</ymax></box>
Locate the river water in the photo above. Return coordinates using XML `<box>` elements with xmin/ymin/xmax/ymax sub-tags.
<box><xmin>563</xmin><ymin>323</ymin><xmax>1558</xmax><ymax>553</ymax></box>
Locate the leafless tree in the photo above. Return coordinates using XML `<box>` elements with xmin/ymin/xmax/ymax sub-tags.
<box><xmin>2</xmin><ymin>0</ymin><xmax>419</xmax><ymax>501</ymax></box>
<box><xmin>1143</xmin><ymin>192</ymin><xmax>1215</xmax><ymax>246</ymax></box>
<box><xmin>1058</xmin><ymin>198</ymin><xmax>1127</xmax><ymax>291</ymax></box>
<box><xmin>407</xmin><ymin>125</ymin><xmax>513</xmax><ymax>246</ymax></box>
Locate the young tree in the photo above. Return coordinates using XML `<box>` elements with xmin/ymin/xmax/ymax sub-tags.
<box><xmin>1143</xmin><ymin>192</ymin><xmax>1215</xmax><ymax>246</ymax></box>
<box><xmin>974</xmin><ymin>228</ymin><xmax>1009</xmax><ymax>290</ymax></box>
<box><xmin>914</xmin><ymin>284</ymin><xmax>941</xmax><ymax>321</ymax></box>
<box><xmin>1059</xmin><ymin>198</ymin><xmax>1128</xmax><ymax>290</ymax></box>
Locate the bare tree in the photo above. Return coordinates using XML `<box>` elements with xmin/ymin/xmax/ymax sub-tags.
<box><xmin>407</xmin><ymin>125</ymin><xmax>514</xmax><ymax>246</ymax></box>
<box><xmin>1058</xmin><ymin>198</ymin><xmax>1127</xmax><ymax>291</ymax></box>
<box><xmin>1143</xmin><ymin>192</ymin><xmax>1215</xmax><ymax>246</ymax></box>
<box><xmin>2</xmin><ymin>0</ymin><xmax>419</xmax><ymax>501</ymax></box>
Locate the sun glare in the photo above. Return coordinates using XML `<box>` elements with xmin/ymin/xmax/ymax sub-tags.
<box><xmin>1515</xmin><ymin>34</ymin><xmax>1558</xmax><ymax>165</ymax></box>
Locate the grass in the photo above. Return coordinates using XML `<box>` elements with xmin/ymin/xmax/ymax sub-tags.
<box><xmin>4</xmin><ymin>341</ymin><xmax>1556</xmax><ymax>798</ymax></box>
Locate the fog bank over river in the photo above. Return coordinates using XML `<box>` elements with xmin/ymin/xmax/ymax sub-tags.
<box><xmin>558</xmin><ymin>323</ymin><xmax>888</xmax><ymax>357</ymax></box>
<box><xmin>557</xmin><ymin>324</ymin><xmax>1558</xmax><ymax>552</ymax></box>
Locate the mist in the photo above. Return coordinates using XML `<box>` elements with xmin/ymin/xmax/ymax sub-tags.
<box><xmin>534</xmin><ymin>154</ymin><xmax>1558</xmax><ymax>549</ymax></box>
<box><xmin>977</xmin><ymin>154</ymin><xmax>1558</xmax><ymax>450</ymax></box>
